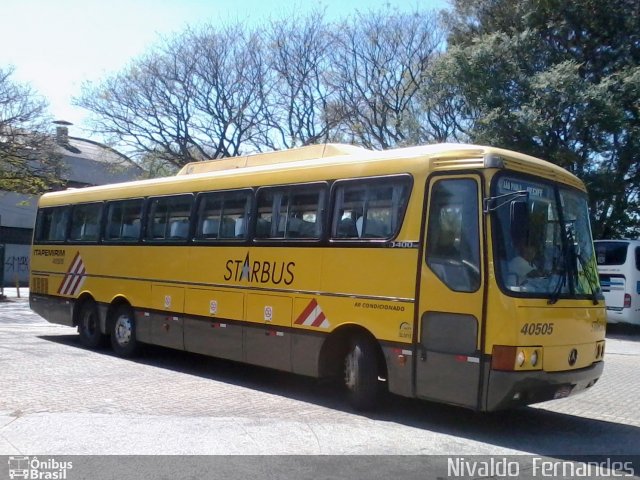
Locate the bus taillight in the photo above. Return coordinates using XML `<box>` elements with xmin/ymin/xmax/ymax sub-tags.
<box><xmin>491</xmin><ymin>346</ymin><xmax>517</xmax><ymax>371</ymax></box>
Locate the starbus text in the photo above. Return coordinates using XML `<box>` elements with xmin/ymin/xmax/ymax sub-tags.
<box><xmin>224</xmin><ymin>256</ymin><xmax>295</xmax><ymax>285</ymax></box>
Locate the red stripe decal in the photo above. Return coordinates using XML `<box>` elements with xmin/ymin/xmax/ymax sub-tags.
<box><xmin>57</xmin><ymin>252</ymin><xmax>81</xmax><ymax>294</ymax></box>
<box><xmin>66</xmin><ymin>265</ymin><xmax>86</xmax><ymax>295</ymax></box>
<box><xmin>294</xmin><ymin>298</ymin><xmax>318</xmax><ymax>325</ymax></box>
<box><xmin>311</xmin><ymin>311</ymin><xmax>327</xmax><ymax>327</ymax></box>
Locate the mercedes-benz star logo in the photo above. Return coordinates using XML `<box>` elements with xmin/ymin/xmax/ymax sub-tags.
<box><xmin>568</xmin><ymin>348</ymin><xmax>578</xmax><ymax>366</ymax></box>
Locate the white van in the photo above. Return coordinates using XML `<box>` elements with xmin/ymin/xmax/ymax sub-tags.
<box><xmin>595</xmin><ymin>239</ymin><xmax>640</xmax><ymax>325</ymax></box>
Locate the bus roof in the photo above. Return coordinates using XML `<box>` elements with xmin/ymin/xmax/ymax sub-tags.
<box><xmin>176</xmin><ymin>143</ymin><xmax>369</xmax><ymax>175</ymax></box>
<box><xmin>38</xmin><ymin>143</ymin><xmax>585</xmax><ymax>206</ymax></box>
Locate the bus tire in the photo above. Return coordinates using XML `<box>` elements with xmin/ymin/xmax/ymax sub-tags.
<box><xmin>78</xmin><ymin>300</ymin><xmax>106</xmax><ymax>349</ymax></box>
<box><xmin>110</xmin><ymin>304</ymin><xmax>140</xmax><ymax>358</ymax></box>
<box><xmin>344</xmin><ymin>335</ymin><xmax>380</xmax><ymax>411</ymax></box>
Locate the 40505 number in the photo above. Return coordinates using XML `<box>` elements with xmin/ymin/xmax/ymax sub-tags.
<box><xmin>520</xmin><ymin>322</ymin><xmax>554</xmax><ymax>335</ymax></box>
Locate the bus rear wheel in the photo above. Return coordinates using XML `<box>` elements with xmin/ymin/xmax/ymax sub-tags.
<box><xmin>344</xmin><ymin>335</ymin><xmax>380</xmax><ymax>411</ymax></box>
<box><xmin>110</xmin><ymin>304</ymin><xmax>140</xmax><ymax>358</ymax></box>
<box><xmin>78</xmin><ymin>300</ymin><xmax>106</xmax><ymax>349</ymax></box>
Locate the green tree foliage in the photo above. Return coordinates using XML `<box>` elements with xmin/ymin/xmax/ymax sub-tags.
<box><xmin>439</xmin><ymin>0</ymin><xmax>640</xmax><ymax>238</ymax></box>
<box><xmin>0</xmin><ymin>67</ymin><xmax>62</xmax><ymax>194</ymax></box>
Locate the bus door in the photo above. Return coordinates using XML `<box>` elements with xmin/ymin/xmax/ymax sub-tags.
<box><xmin>415</xmin><ymin>175</ymin><xmax>484</xmax><ymax>409</ymax></box>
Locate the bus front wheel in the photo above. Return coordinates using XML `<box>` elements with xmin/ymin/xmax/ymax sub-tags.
<box><xmin>110</xmin><ymin>305</ymin><xmax>140</xmax><ymax>358</ymax></box>
<box><xmin>78</xmin><ymin>300</ymin><xmax>106</xmax><ymax>349</ymax></box>
<box><xmin>344</xmin><ymin>335</ymin><xmax>380</xmax><ymax>411</ymax></box>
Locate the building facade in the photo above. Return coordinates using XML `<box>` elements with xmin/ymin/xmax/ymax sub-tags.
<box><xmin>0</xmin><ymin>128</ymin><xmax>142</xmax><ymax>286</ymax></box>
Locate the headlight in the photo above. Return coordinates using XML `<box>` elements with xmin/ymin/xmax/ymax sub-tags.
<box><xmin>517</xmin><ymin>350</ymin><xmax>526</xmax><ymax>367</ymax></box>
<box><xmin>531</xmin><ymin>349</ymin><xmax>539</xmax><ymax>367</ymax></box>
<box><xmin>491</xmin><ymin>345</ymin><xmax>543</xmax><ymax>371</ymax></box>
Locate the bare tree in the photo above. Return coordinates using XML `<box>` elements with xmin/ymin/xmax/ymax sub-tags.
<box><xmin>77</xmin><ymin>10</ymin><xmax>447</xmax><ymax>163</ymax></box>
<box><xmin>189</xmin><ymin>25</ymin><xmax>269</xmax><ymax>157</ymax></box>
<box><xmin>76</xmin><ymin>23</ymin><xmax>268</xmax><ymax>168</ymax></box>
<box><xmin>76</xmin><ymin>37</ymin><xmax>205</xmax><ymax>168</ymax></box>
<box><xmin>256</xmin><ymin>10</ymin><xmax>339</xmax><ymax>150</ymax></box>
<box><xmin>412</xmin><ymin>52</ymin><xmax>476</xmax><ymax>144</ymax></box>
<box><xmin>329</xmin><ymin>10</ymin><xmax>444</xmax><ymax>149</ymax></box>
<box><xmin>0</xmin><ymin>67</ymin><xmax>61</xmax><ymax>194</ymax></box>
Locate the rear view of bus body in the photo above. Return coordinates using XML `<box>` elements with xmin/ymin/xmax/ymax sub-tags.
<box><xmin>596</xmin><ymin>239</ymin><xmax>640</xmax><ymax>325</ymax></box>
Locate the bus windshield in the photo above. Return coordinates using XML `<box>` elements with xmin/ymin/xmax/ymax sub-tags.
<box><xmin>493</xmin><ymin>175</ymin><xmax>600</xmax><ymax>301</ymax></box>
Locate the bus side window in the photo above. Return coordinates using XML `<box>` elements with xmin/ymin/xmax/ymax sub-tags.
<box><xmin>254</xmin><ymin>189</ymin><xmax>273</xmax><ymax>239</ymax></box>
<box><xmin>104</xmin><ymin>199</ymin><xmax>144</xmax><ymax>242</ymax></box>
<box><xmin>255</xmin><ymin>185</ymin><xmax>325</xmax><ymax>240</ymax></box>
<box><xmin>331</xmin><ymin>176</ymin><xmax>410</xmax><ymax>240</ymax></box>
<box><xmin>195</xmin><ymin>190</ymin><xmax>252</xmax><ymax>241</ymax></box>
<box><xmin>145</xmin><ymin>195</ymin><xmax>193</xmax><ymax>241</ymax></box>
<box><xmin>34</xmin><ymin>206</ymin><xmax>70</xmax><ymax>243</ymax></box>
<box><xmin>287</xmin><ymin>186</ymin><xmax>325</xmax><ymax>239</ymax></box>
<box><xmin>69</xmin><ymin>203</ymin><xmax>102</xmax><ymax>242</ymax></box>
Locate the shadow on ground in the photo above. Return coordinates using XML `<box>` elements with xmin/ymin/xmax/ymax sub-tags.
<box><xmin>607</xmin><ymin>323</ymin><xmax>640</xmax><ymax>342</ymax></box>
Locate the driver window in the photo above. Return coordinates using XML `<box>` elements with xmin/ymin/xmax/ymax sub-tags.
<box><xmin>426</xmin><ymin>178</ymin><xmax>480</xmax><ymax>292</ymax></box>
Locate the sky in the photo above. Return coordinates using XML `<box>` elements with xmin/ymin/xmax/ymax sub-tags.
<box><xmin>0</xmin><ymin>0</ymin><xmax>448</xmax><ymax>141</ymax></box>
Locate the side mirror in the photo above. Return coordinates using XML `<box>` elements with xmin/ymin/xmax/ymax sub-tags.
<box><xmin>510</xmin><ymin>201</ymin><xmax>529</xmax><ymax>244</ymax></box>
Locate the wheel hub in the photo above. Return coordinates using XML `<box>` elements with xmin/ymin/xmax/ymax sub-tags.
<box><xmin>344</xmin><ymin>351</ymin><xmax>357</xmax><ymax>390</ymax></box>
<box><xmin>114</xmin><ymin>315</ymin><xmax>132</xmax><ymax>345</ymax></box>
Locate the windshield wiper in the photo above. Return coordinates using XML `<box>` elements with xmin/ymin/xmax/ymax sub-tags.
<box><xmin>548</xmin><ymin>257</ymin><xmax>567</xmax><ymax>305</ymax></box>
<box><xmin>576</xmin><ymin>252</ymin><xmax>600</xmax><ymax>305</ymax></box>
<box><xmin>565</xmin><ymin>224</ymin><xmax>600</xmax><ymax>304</ymax></box>
<box><xmin>548</xmin><ymin>223</ymin><xmax>573</xmax><ymax>305</ymax></box>
<box><xmin>548</xmin><ymin>224</ymin><xmax>600</xmax><ymax>305</ymax></box>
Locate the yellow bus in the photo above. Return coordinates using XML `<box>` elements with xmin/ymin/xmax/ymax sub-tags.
<box><xmin>29</xmin><ymin>143</ymin><xmax>606</xmax><ymax>411</ymax></box>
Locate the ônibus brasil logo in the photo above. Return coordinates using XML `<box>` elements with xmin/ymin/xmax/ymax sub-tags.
<box><xmin>7</xmin><ymin>456</ymin><xmax>73</xmax><ymax>480</ymax></box>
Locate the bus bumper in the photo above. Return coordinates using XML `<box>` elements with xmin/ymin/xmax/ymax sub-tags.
<box><xmin>605</xmin><ymin>307</ymin><xmax>640</xmax><ymax>326</ymax></box>
<box><xmin>485</xmin><ymin>361</ymin><xmax>604</xmax><ymax>411</ymax></box>
<box><xmin>30</xmin><ymin>294</ymin><xmax>75</xmax><ymax>328</ymax></box>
